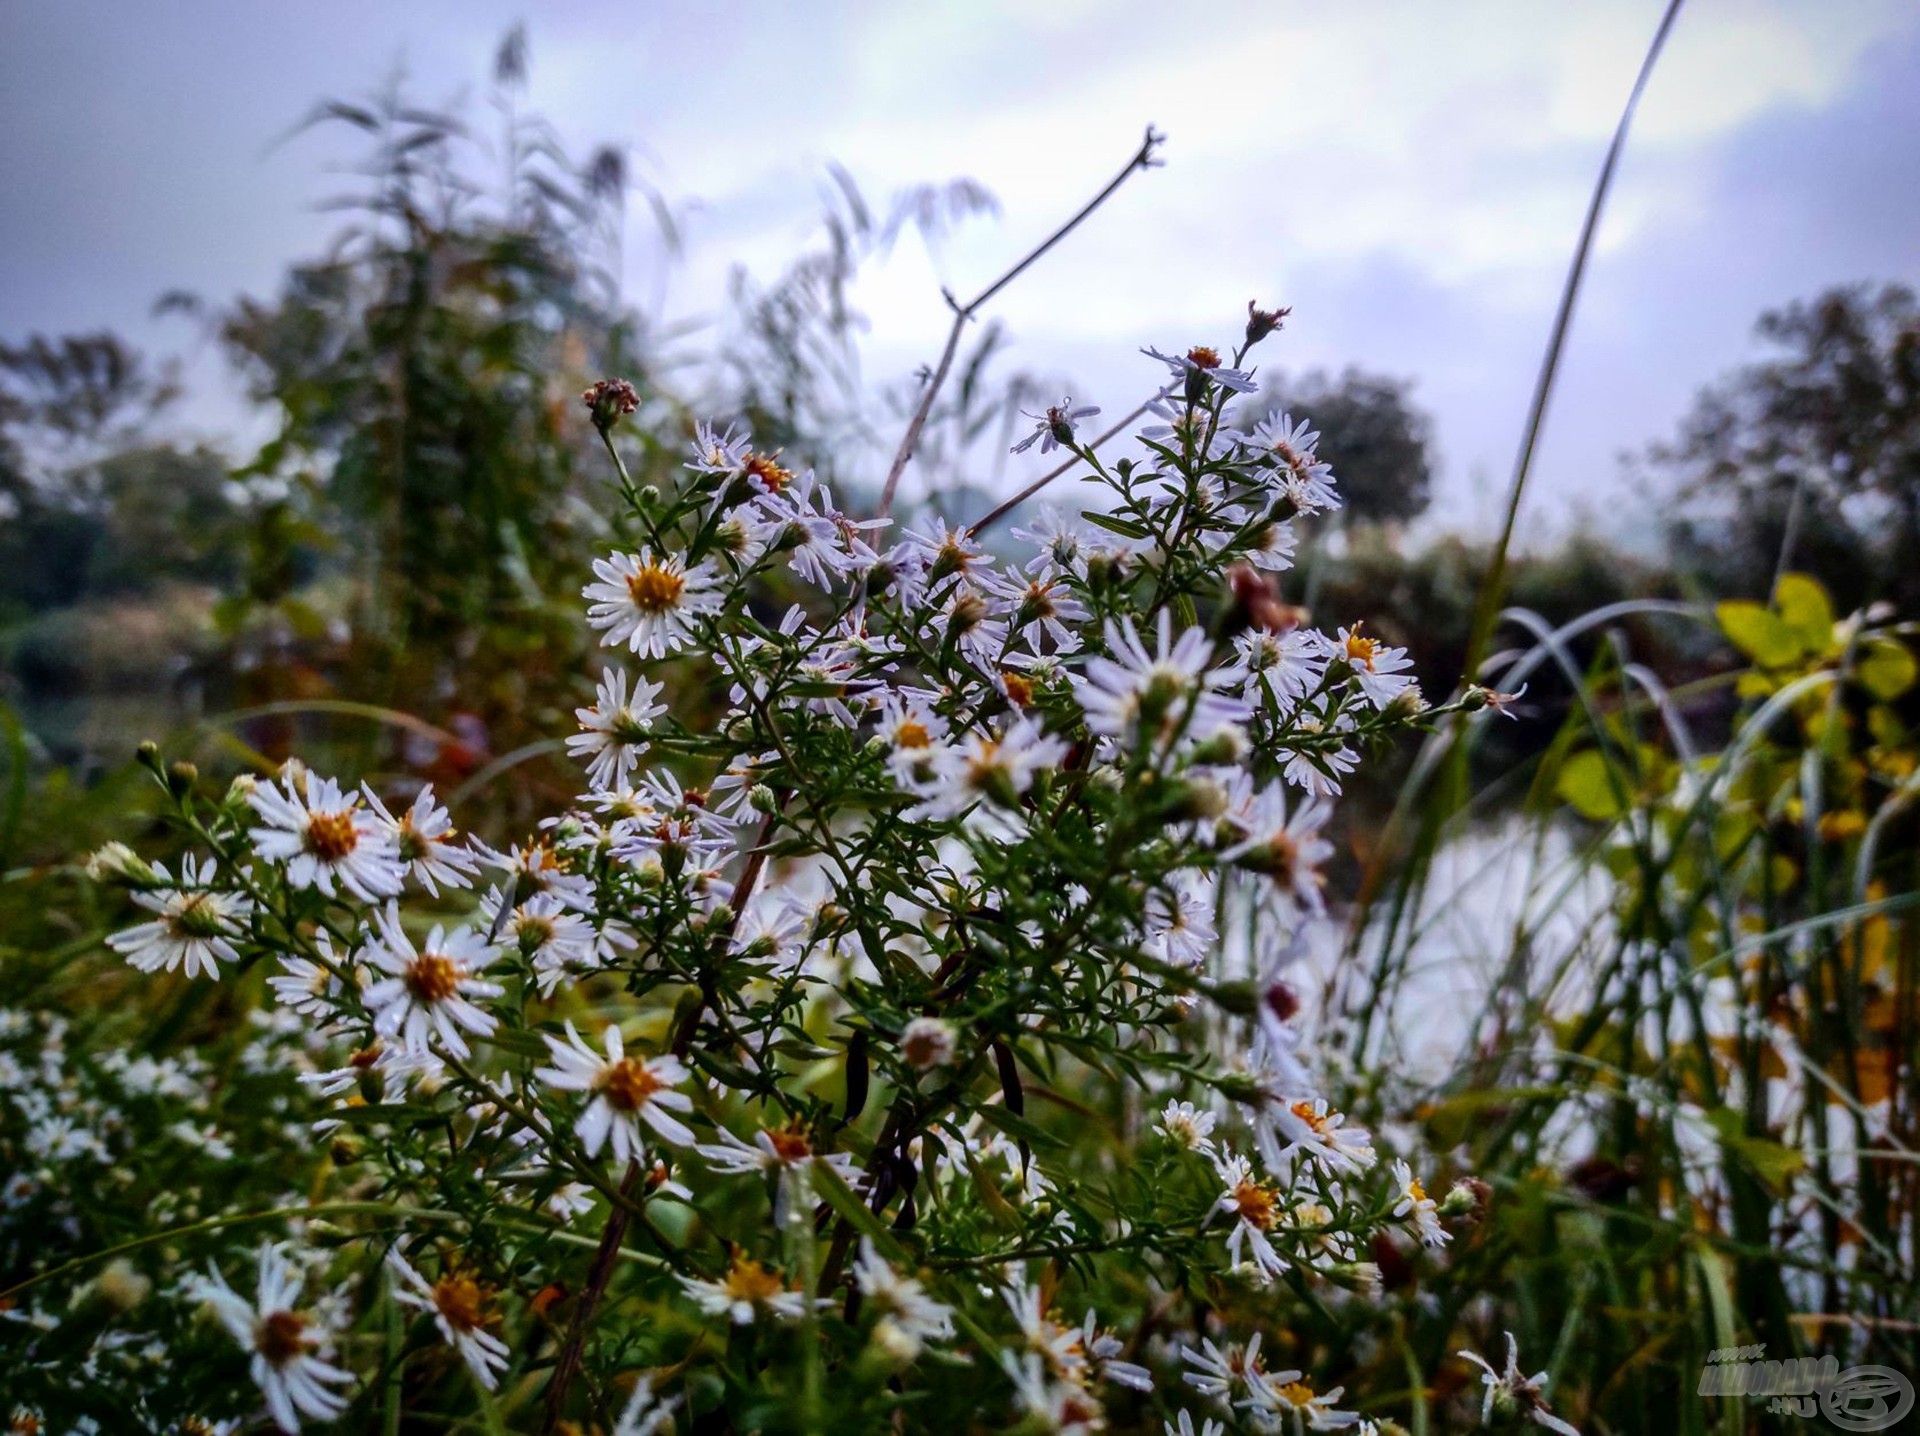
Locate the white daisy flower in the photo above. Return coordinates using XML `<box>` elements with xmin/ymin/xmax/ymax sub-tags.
<box><xmin>1335</xmin><ymin>624</ymin><xmax>1417</xmax><ymax>710</ymax></box>
<box><xmin>852</xmin><ymin>1238</ymin><xmax>954</xmax><ymax>1357</ymax></box>
<box><xmin>1211</xmin><ymin>1149</ymin><xmax>1290</xmax><ymax>1282</ymax></box>
<box><xmin>267</xmin><ymin>931</ymin><xmax>358</xmax><ymax>1022</ymax></box>
<box><xmin>534</xmin><ymin>1022</ymin><xmax>694</xmax><ymax>1165</ymax></box>
<box><xmin>1391</xmin><ymin>1158</ymin><xmax>1450</xmax><ymax>1247</ymax></box>
<box><xmin>1232</xmin><ymin>628</ymin><xmax>1330</xmax><ymax>712</ymax></box>
<box><xmin>903</xmin><ymin>715</ymin><xmax>1067</xmax><ymax>839</ymax></box>
<box><xmin>1001</xmin><ymin>1349</ymin><xmax>1106</xmax><ymax>1433</ymax></box>
<box><xmin>1220</xmin><ymin>783</ymin><xmax>1332</xmax><ymax>912</ymax></box>
<box><xmin>613</xmin><ymin>1373</ymin><xmax>684</xmax><ymax>1436</ymax></box>
<box><xmin>679</xmin><ymin>1250</ymin><xmax>818</xmax><ymax>1325</ymax></box>
<box><xmin>363</xmin><ymin>784</ymin><xmax>479</xmax><ymax>895</ymax></box>
<box><xmin>568</xmin><ymin>666</ymin><xmax>667</xmax><ymax>791</ymax></box>
<box><xmin>107</xmin><ymin>856</ymin><xmax>253</xmax><ymax>981</ymax></box>
<box><xmin>1248</xmin><ymin>410</ymin><xmax>1341</xmax><ymax>514</ymax></box>
<box><xmin>248</xmin><ymin>768</ymin><xmax>405</xmax><ymax>902</ymax></box>
<box><xmin>1459</xmin><ymin>1333</ymin><xmax>1580</xmax><ymax>1435</ymax></box>
<box><xmin>1270</xmin><ymin>1097</ymin><xmax>1375</xmax><ymax>1176</ymax></box>
<box><xmin>184</xmin><ymin>1244</ymin><xmax>353</xmax><ymax>1431</ymax></box>
<box><xmin>584</xmin><ymin>547</ymin><xmax>723</xmax><ymax>658</ymax></box>
<box><xmin>1155</xmin><ymin>1100</ymin><xmax>1218</xmax><ymax>1155</ymax></box>
<box><xmin>1145</xmin><ymin>871</ymin><xmax>1217</xmax><ymax>969</ymax></box>
<box><xmin>1179</xmin><ymin>1332</ymin><xmax>1282</xmax><ymax>1404</ymax></box>
<box><xmin>1243</xmin><ymin>1371</ymin><xmax>1363</xmax><ymax>1433</ymax></box>
<box><xmin>1013</xmin><ymin>396</ymin><xmax>1100</xmax><ymax>455</ymax></box>
<box><xmin>687</xmin><ymin>419</ymin><xmax>750</xmax><ymax>475</ymax></box>
<box><xmin>1143</xmin><ymin>343</ymin><xmax>1258</xmax><ymax>395</ymax></box>
<box><xmin>1010</xmin><ymin>505</ymin><xmax>1091</xmax><ymax>579</ymax></box>
<box><xmin>1072</xmin><ymin>612</ymin><xmax>1247</xmax><ymax>753</ymax></box>
<box><xmin>361</xmin><ymin>904</ymin><xmax>502</xmax><ymax>1059</ymax></box>
<box><xmin>978</xmin><ymin>567</ymin><xmax>1089</xmax><ymax>654</ymax></box>
<box><xmin>385</xmin><ymin>1249</ymin><xmax>510</xmax><ymax>1390</ymax></box>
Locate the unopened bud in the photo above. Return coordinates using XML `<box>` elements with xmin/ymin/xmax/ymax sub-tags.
<box><xmin>898</xmin><ymin>1017</ymin><xmax>956</xmax><ymax>1072</ymax></box>
<box><xmin>1244</xmin><ymin>299</ymin><xmax>1292</xmax><ymax>348</ymax></box>
<box><xmin>748</xmin><ymin>783</ymin><xmax>778</xmax><ymax>815</ymax></box>
<box><xmin>92</xmin><ymin>1257</ymin><xmax>152</xmax><ymax>1313</ymax></box>
<box><xmin>166</xmin><ymin>761</ymin><xmax>199</xmax><ymax>798</ymax></box>
<box><xmin>1442</xmin><ymin>1176</ymin><xmax>1492</xmax><ymax>1222</ymax></box>
<box><xmin>1383</xmin><ymin>686</ymin><xmax>1428</xmax><ymax>722</ymax></box>
<box><xmin>85</xmin><ymin>842</ymin><xmax>157</xmax><ymax>887</ymax></box>
<box><xmin>580</xmin><ymin>377</ymin><xmax>640</xmax><ymax>432</ymax></box>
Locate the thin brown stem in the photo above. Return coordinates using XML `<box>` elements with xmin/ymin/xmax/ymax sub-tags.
<box><xmin>966</xmin><ymin>388</ymin><xmax>1170</xmax><ymax>536</ymax></box>
<box><xmin>540</xmin><ymin>1159</ymin><xmax>644</xmax><ymax>1435</ymax></box>
<box><xmin>875</xmin><ymin>126</ymin><xmax>1163</xmax><ymax>518</ymax></box>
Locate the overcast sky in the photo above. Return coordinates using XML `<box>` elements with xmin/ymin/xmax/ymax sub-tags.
<box><xmin>4</xmin><ymin>1</ymin><xmax>1918</xmax><ymax>546</ymax></box>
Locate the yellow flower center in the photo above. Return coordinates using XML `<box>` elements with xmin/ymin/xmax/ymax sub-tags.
<box><xmin>1233</xmin><ymin>1179</ymin><xmax>1278</xmax><ymax>1230</ymax></box>
<box><xmin>1343</xmin><ymin>626</ymin><xmax>1380</xmax><ymax>669</ymax></box>
<box><xmin>1289</xmin><ymin>1100</ymin><xmax>1331</xmax><ymax>1135</ymax></box>
<box><xmin>764</xmin><ymin>1125</ymin><xmax>814</xmax><ymax>1165</ymax></box>
<box><xmin>405</xmin><ymin>953</ymin><xmax>462</xmax><ymax>1004</ymax></box>
<box><xmin>894</xmin><ymin>719</ymin><xmax>931</xmax><ymax>749</ymax></box>
<box><xmin>167</xmin><ymin>893</ymin><xmax>225</xmax><ymax>940</ymax></box>
<box><xmin>626</xmin><ymin>563</ymin><xmax>686</xmax><ymax>614</ymax></box>
<box><xmin>743</xmin><ymin>453</ymin><xmax>793</xmax><ymax>493</ymax></box>
<box><xmin>1187</xmin><ymin>346</ymin><xmax>1222</xmax><ymax>369</ymax></box>
<box><xmin>304</xmin><ymin>810</ymin><xmax>359</xmax><ymax>861</ymax></box>
<box><xmin>601</xmin><ymin>1057</ymin><xmax>665</xmax><ymax>1112</ymax></box>
<box><xmin>254</xmin><ymin>1308</ymin><xmax>310</xmax><ymax>1367</ymax></box>
<box><xmin>1001</xmin><ymin>672</ymin><xmax>1034</xmax><ymax>708</ymax></box>
<box><xmin>722</xmin><ymin>1254</ymin><xmax>788</xmax><ymax>1305</ymax></box>
<box><xmin>1275</xmin><ymin>1380</ymin><xmax>1318</xmax><ymax>1410</ymax></box>
<box><xmin>432</xmin><ymin>1274</ymin><xmax>488</xmax><ymax>1332</ymax></box>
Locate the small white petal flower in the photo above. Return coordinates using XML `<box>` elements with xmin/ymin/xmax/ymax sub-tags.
<box><xmin>584</xmin><ymin>547</ymin><xmax>723</xmax><ymax>657</ymax></box>
<box><xmin>535</xmin><ymin>1022</ymin><xmax>695</xmax><ymax>1165</ymax></box>
<box><xmin>184</xmin><ymin>1244</ymin><xmax>353</xmax><ymax>1431</ymax></box>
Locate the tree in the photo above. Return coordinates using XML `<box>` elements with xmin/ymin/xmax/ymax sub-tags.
<box><xmin>1253</xmin><ymin>367</ymin><xmax>1434</xmax><ymax>527</ymax></box>
<box><xmin>1653</xmin><ymin>283</ymin><xmax>1920</xmax><ymax>612</ymax></box>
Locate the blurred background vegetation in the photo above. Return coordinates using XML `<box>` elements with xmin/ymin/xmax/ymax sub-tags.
<box><xmin>2</xmin><ymin>26</ymin><xmax>1916</xmax><ymax>1432</ymax></box>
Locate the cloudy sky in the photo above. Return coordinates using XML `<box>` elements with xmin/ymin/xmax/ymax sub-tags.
<box><xmin>4</xmin><ymin>1</ymin><xmax>1918</xmax><ymax>544</ymax></box>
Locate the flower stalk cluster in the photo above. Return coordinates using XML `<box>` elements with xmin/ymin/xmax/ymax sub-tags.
<box><xmin>73</xmin><ymin>314</ymin><xmax>1519</xmax><ymax>1434</ymax></box>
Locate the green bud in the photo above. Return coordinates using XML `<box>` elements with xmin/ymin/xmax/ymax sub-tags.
<box><xmin>167</xmin><ymin>761</ymin><xmax>199</xmax><ymax>798</ymax></box>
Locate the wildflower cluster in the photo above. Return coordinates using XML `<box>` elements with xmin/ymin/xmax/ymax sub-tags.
<box><xmin>42</xmin><ymin>318</ymin><xmax>1520</xmax><ymax>1432</ymax></box>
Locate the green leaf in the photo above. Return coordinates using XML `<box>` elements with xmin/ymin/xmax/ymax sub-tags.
<box><xmin>1081</xmin><ymin>510</ymin><xmax>1150</xmax><ymax>540</ymax></box>
<box><xmin>1715</xmin><ymin>600</ymin><xmax>1797</xmax><ymax>668</ymax></box>
<box><xmin>975</xmin><ymin>1103</ymin><xmax>1064</xmax><ymax>1150</ymax></box>
<box><xmin>1555</xmin><ymin>749</ymin><xmax>1627</xmax><ymax>822</ymax></box>
<box><xmin>811</xmin><ymin>1163</ymin><xmax>910</xmax><ymax>1262</ymax></box>
<box><xmin>1857</xmin><ymin>637</ymin><xmax>1917</xmax><ymax>700</ymax></box>
<box><xmin>1773</xmin><ymin>573</ymin><xmax>1834</xmax><ymax>655</ymax></box>
<box><xmin>1704</xmin><ymin>1107</ymin><xmax>1804</xmax><ymax>1193</ymax></box>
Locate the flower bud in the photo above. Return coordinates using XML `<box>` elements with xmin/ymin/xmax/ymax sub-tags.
<box><xmin>85</xmin><ymin>842</ymin><xmax>157</xmax><ymax>888</ymax></box>
<box><xmin>1383</xmin><ymin>686</ymin><xmax>1428</xmax><ymax>722</ymax></box>
<box><xmin>1244</xmin><ymin>300</ymin><xmax>1291</xmax><ymax>348</ymax></box>
<box><xmin>1441</xmin><ymin>1176</ymin><xmax>1492</xmax><ymax>1222</ymax></box>
<box><xmin>899</xmin><ymin>1016</ymin><xmax>956</xmax><ymax>1071</ymax></box>
<box><xmin>92</xmin><ymin>1258</ymin><xmax>151</xmax><ymax>1313</ymax></box>
<box><xmin>748</xmin><ymin>783</ymin><xmax>779</xmax><ymax>815</ymax></box>
<box><xmin>167</xmin><ymin>760</ymin><xmax>199</xmax><ymax>798</ymax></box>
<box><xmin>581</xmin><ymin>377</ymin><xmax>640</xmax><ymax>433</ymax></box>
